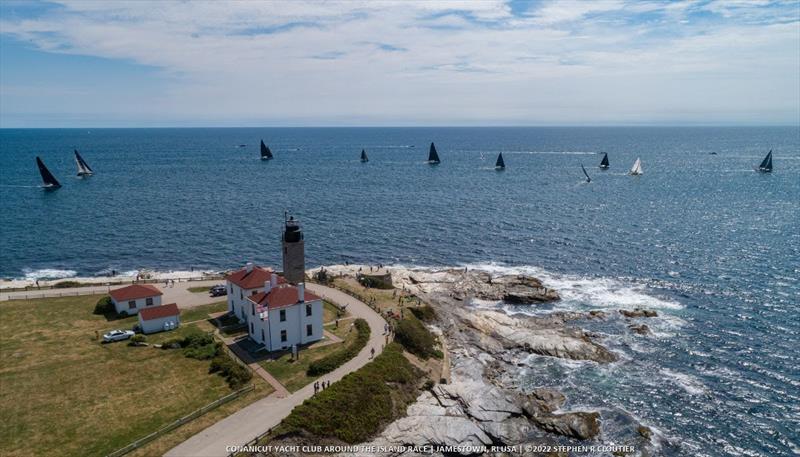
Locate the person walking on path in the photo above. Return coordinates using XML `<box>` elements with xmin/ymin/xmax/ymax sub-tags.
<box><xmin>370</xmin><ymin>347</ymin><xmax>375</xmax><ymax>359</ymax></box>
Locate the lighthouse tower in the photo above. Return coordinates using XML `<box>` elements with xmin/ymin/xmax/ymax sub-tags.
<box><xmin>282</xmin><ymin>214</ymin><xmax>305</xmax><ymax>284</ymax></box>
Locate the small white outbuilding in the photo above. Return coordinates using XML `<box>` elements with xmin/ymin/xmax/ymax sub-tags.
<box><xmin>137</xmin><ymin>303</ymin><xmax>181</xmax><ymax>335</ymax></box>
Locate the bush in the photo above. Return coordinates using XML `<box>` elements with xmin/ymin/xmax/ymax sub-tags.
<box><xmin>131</xmin><ymin>334</ymin><xmax>147</xmax><ymax>343</ymax></box>
<box><xmin>53</xmin><ymin>280</ymin><xmax>83</xmax><ymax>289</ymax></box>
<box><xmin>307</xmin><ymin>319</ymin><xmax>370</xmax><ymax>376</ymax></box>
<box><xmin>279</xmin><ymin>343</ymin><xmax>420</xmax><ymax>443</ymax></box>
<box><xmin>395</xmin><ymin>314</ymin><xmax>438</xmax><ymax>359</ymax></box>
<box><xmin>210</xmin><ymin>353</ymin><xmax>252</xmax><ymax>388</ymax></box>
<box><xmin>409</xmin><ymin>305</ymin><xmax>436</xmax><ymax>322</ymax></box>
<box><xmin>182</xmin><ymin>332</ymin><xmax>219</xmax><ymax>359</ymax></box>
<box><xmin>93</xmin><ymin>296</ymin><xmax>115</xmax><ymax>315</ymax></box>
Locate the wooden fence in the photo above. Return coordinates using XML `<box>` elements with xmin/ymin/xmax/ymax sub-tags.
<box><xmin>104</xmin><ymin>384</ymin><xmax>255</xmax><ymax>457</ymax></box>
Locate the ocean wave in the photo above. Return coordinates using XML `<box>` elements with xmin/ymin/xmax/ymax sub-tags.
<box><xmin>22</xmin><ymin>268</ymin><xmax>77</xmax><ymax>280</ymax></box>
<box><xmin>659</xmin><ymin>368</ymin><xmax>708</xmax><ymax>396</ymax></box>
<box><xmin>459</xmin><ymin>261</ymin><xmax>684</xmax><ymax>311</ymax></box>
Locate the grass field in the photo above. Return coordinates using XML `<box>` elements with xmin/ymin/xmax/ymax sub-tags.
<box><xmin>0</xmin><ymin>294</ymin><xmax>270</xmax><ymax>457</ymax></box>
<box><xmin>259</xmin><ymin>323</ymin><xmax>358</xmax><ymax>393</ymax></box>
<box><xmin>187</xmin><ymin>286</ymin><xmax>211</xmax><ymax>293</ymax></box>
<box><xmin>180</xmin><ymin>300</ymin><xmax>227</xmax><ymax>323</ymax></box>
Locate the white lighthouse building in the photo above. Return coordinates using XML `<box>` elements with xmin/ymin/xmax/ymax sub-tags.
<box><xmin>224</xmin><ymin>214</ymin><xmax>323</xmax><ymax>351</ymax></box>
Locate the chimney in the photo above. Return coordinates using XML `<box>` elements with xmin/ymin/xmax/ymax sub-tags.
<box><xmin>245</xmin><ymin>262</ymin><xmax>254</xmax><ymax>273</ymax></box>
<box><xmin>297</xmin><ymin>283</ymin><xmax>305</xmax><ymax>303</ymax></box>
<box><xmin>270</xmin><ymin>273</ymin><xmax>278</xmax><ymax>288</ymax></box>
<box><xmin>264</xmin><ymin>280</ymin><xmax>272</xmax><ymax>294</ymax></box>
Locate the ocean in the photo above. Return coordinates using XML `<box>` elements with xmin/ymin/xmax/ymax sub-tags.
<box><xmin>1</xmin><ymin>127</ymin><xmax>798</xmax><ymax>455</ymax></box>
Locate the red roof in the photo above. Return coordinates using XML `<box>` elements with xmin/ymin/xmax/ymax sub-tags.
<box><xmin>225</xmin><ymin>266</ymin><xmax>286</xmax><ymax>290</ymax></box>
<box><xmin>248</xmin><ymin>284</ymin><xmax>321</xmax><ymax>310</ymax></box>
<box><xmin>109</xmin><ymin>284</ymin><xmax>163</xmax><ymax>301</ymax></box>
<box><xmin>139</xmin><ymin>303</ymin><xmax>180</xmax><ymax>320</ymax></box>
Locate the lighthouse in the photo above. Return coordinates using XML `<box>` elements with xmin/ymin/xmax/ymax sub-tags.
<box><xmin>282</xmin><ymin>214</ymin><xmax>305</xmax><ymax>284</ymax></box>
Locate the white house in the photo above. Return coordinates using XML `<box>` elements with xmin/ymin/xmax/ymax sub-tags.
<box><xmin>138</xmin><ymin>303</ymin><xmax>181</xmax><ymax>334</ymax></box>
<box><xmin>245</xmin><ymin>281</ymin><xmax>323</xmax><ymax>351</ymax></box>
<box><xmin>109</xmin><ymin>284</ymin><xmax>163</xmax><ymax>315</ymax></box>
<box><xmin>225</xmin><ymin>263</ymin><xmax>286</xmax><ymax>322</ymax></box>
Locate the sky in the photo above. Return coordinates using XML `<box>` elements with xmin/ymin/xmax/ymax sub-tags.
<box><xmin>0</xmin><ymin>0</ymin><xmax>798</xmax><ymax>127</ymax></box>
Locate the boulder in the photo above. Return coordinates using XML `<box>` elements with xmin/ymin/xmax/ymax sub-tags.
<box><xmin>619</xmin><ymin>308</ymin><xmax>658</xmax><ymax>318</ymax></box>
<box><xmin>629</xmin><ymin>324</ymin><xmax>650</xmax><ymax>335</ymax></box>
<box><xmin>380</xmin><ymin>415</ymin><xmax>493</xmax><ymax>452</ymax></box>
<box><xmin>530</xmin><ymin>411</ymin><xmax>601</xmax><ymax>440</ymax></box>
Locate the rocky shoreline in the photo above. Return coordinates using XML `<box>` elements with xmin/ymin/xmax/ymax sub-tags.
<box><xmin>319</xmin><ymin>265</ymin><xmax>659</xmax><ymax>456</ymax></box>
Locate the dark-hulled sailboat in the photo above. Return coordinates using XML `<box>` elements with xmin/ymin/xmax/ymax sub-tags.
<box><xmin>428</xmin><ymin>142</ymin><xmax>440</xmax><ymax>164</ymax></box>
<box><xmin>581</xmin><ymin>163</ymin><xmax>591</xmax><ymax>182</ymax></box>
<box><xmin>36</xmin><ymin>157</ymin><xmax>61</xmax><ymax>189</ymax></box>
<box><xmin>360</xmin><ymin>149</ymin><xmax>369</xmax><ymax>162</ymax></box>
<box><xmin>74</xmin><ymin>150</ymin><xmax>94</xmax><ymax>176</ymax></box>
<box><xmin>260</xmin><ymin>140</ymin><xmax>273</xmax><ymax>160</ymax></box>
<box><xmin>599</xmin><ymin>152</ymin><xmax>609</xmax><ymax>169</ymax></box>
<box><xmin>495</xmin><ymin>153</ymin><xmax>505</xmax><ymax>170</ymax></box>
<box><xmin>756</xmin><ymin>150</ymin><xmax>773</xmax><ymax>173</ymax></box>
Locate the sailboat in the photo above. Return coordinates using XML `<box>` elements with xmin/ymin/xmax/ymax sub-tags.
<box><xmin>599</xmin><ymin>152</ymin><xmax>609</xmax><ymax>169</ymax></box>
<box><xmin>428</xmin><ymin>142</ymin><xmax>440</xmax><ymax>164</ymax></box>
<box><xmin>581</xmin><ymin>163</ymin><xmax>591</xmax><ymax>182</ymax></box>
<box><xmin>74</xmin><ymin>150</ymin><xmax>94</xmax><ymax>176</ymax></box>
<box><xmin>756</xmin><ymin>150</ymin><xmax>773</xmax><ymax>173</ymax></box>
<box><xmin>495</xmin><ymin>153</ymin><xmax>505</xmax><ymax>170</ymax></box>
<box><xmin>629</xmin><ymin>158</ymin><xmax>643</xmax><ymax>176</ymax></box>
<box><xmin>360</xmin><ymin>149</ymin><xmax>369</xmax><ymax>162</ymax></box>
<box><xmin>260</xmin><ymin>140</ymin><xmax>273</xmax><ymax>160</ymax></box>
<box><xmin>36</xmin><ymin>157</ymin><xmax>61</xmax><ymax>189</ymax></box>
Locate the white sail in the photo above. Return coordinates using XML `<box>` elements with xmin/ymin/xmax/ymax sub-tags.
<box><xmin>75</xmin><ymin>155</ymin><xmax>89</xmax><ymax>175</ymax></box>
<box><xmin>630</xmin><ymin>158</ymin><xmax>642</xmax><ymax>175</ymax></box>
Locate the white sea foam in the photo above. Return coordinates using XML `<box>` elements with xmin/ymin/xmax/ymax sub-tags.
<box><xmin>460</xmin><ymin>261</ymin><xmax>684</xmax><ymax>311</ymax></box>
<box><xmin>660</xmin><ymin>368</ymin><xmax>708</xmax><ymax>396</ymax></box>
<box><xmin>22</xmin><ymin>268</ymin><xmax>77</xmax><ymax>280</ymax></box>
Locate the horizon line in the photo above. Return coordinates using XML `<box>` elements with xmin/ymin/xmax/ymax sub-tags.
<box><xmin>1</xmin><ymin>124</ymin><xmax>798</xmax><ymax>130</ymax></box>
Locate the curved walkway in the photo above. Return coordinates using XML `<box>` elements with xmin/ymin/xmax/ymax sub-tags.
<box><xmin>164</xmin><ymin>283</ymin><xmax>387</xmax><ymax>457</ymax></box>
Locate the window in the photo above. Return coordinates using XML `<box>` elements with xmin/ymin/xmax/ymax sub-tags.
<box><xmin>279</xmin><ymin>310</ymin><xmax>286</xmax><ymax>322</ymax></box>
<box><xmin>251</xmin><ymin>290</ymin><xmax>257</xmax><ymax>296</ymax></box>
<box><xmin>280</xmin><ymin>330</ymin><xmax>287</xmax><ymax>342</ymax></box>
<box><xmin>229</xmin><ymin>284</ymin><xmax>233</xmax><ymax>294</ymax></box>
<box><xmin>250</xmin><ymin>322</ymin><xmax>254</xmax><ymax>333</ymax></box>
<box><xmin>306</xmin><ymin>324</ymin><xmax>313</xmax><ymax>337</ymax></box>
<box><xmin>251</xmin><ymin>303</ymin><xmax>255</xmax><ymax>316</ymax></box>
<box><xmin>261</xmin><ymin>329</ymin><xmax>265</xmax><ymax>341</ymax></box>
<box><xmin>306</xmin><ymin>304</ymin><xmax>312</xmax><ymax>317</ymax></box>
<box><xmin>145</xmin><ymin>297</ymin><xmax>153</xmax><ymax>306</ymax></box>
<box><xmin>240</xmin><ymin>290</ymin><xmax>243</xmax><ymax>300</ymax></box>
<box><xmin>128</xmin><ymin>300</ymin><xmax>136</xmax><ymax>309</ymax></box>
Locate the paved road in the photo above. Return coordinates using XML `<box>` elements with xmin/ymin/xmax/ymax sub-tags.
<box><xmin>0</xmin><ymin>280</ymin><xmax>226</xmax><ymax>309</ymax></box>
<box><xmin>165</xmin><ymin>283</ymin><xmax>387</xmax><ymax>457</ymax></box>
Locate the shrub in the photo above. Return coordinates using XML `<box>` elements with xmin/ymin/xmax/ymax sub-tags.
<box><xmin>395</xmin><ymin>314</ymin><xmax>438</xmax><ymax>359</ymax></box>
<box><xmin>409</xmin><ymin>305</ymin><xmax>436</xmax><ymax>322</ymax></box>
<box><xmin>307</xmin><ymin>318</ymin><xmax>370</xmax><ymax>376</ymax></box>
<box><xmin>210</xmin><ymin>353</ymin><xmax>252</xmax><ymax>388</ymax></box>
<box><xmin>93</xmin><ymin>296</ymin><xmax>115</xmax><ymax>315</ymax></box>
<box><xmin>53</xmin><ymin>280</ymin><xmax>83</xmax><ymax>289</ymax></box>
<box><xmin>129</xmin><ymin>334</ymin><xmax>147</xmax><ymax>346</ymax></box>
<box><xmin>279</xmin><ymin>343</ymin><xmax>420</xmax><ymax>443</ymax></box>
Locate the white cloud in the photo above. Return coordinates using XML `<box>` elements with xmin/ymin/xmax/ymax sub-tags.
<box><xmin>0</xmin><ymin>0</ymin><xmax>798</xmax><ymax>126</ymax></box>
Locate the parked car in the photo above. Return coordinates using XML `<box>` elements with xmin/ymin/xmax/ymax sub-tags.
<box><xmin>210</xmin><ymin>285</ymin><xmax>227</xmax><ymax>297</ymax></box>
<box><xmin>103</xmin><ymin>329</ymin><xmax>135</xmax><ymax>343</ymax></box>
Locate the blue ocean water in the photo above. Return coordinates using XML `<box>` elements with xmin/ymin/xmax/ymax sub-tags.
<box><xmin>1</xmin><ymin>127</ymin><xmax>798</xmax><ymax>455</ymax></box>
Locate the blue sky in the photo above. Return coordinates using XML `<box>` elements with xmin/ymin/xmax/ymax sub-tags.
<box><xmin>0</xmin><ymin>0</ymin><xmax>798</xmax><ymax>127</ymax></box>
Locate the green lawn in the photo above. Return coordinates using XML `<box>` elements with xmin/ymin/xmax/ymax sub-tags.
<box><xmin>180</xmin><ymin>300</ymin><xmax>228</xmax><ymax>323</ymax></box>
<box><xmin>260</xmin><ymin>327</ymin><xmax>357</xmax><ymax>393</ymax></box>
<box><xmin>0</xmin><ymin>295</ymin><xmax>247</xmax><ymax>457</ymax></box>
<box><xmin>323</xmin><ymin>300</ymin><xmax>348</xmax><ymax>323</ymax></box>
<box><xmin>187</xmin><ymin>286</ymin><xmax>211</xmax><ymax>293</ymax></box>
